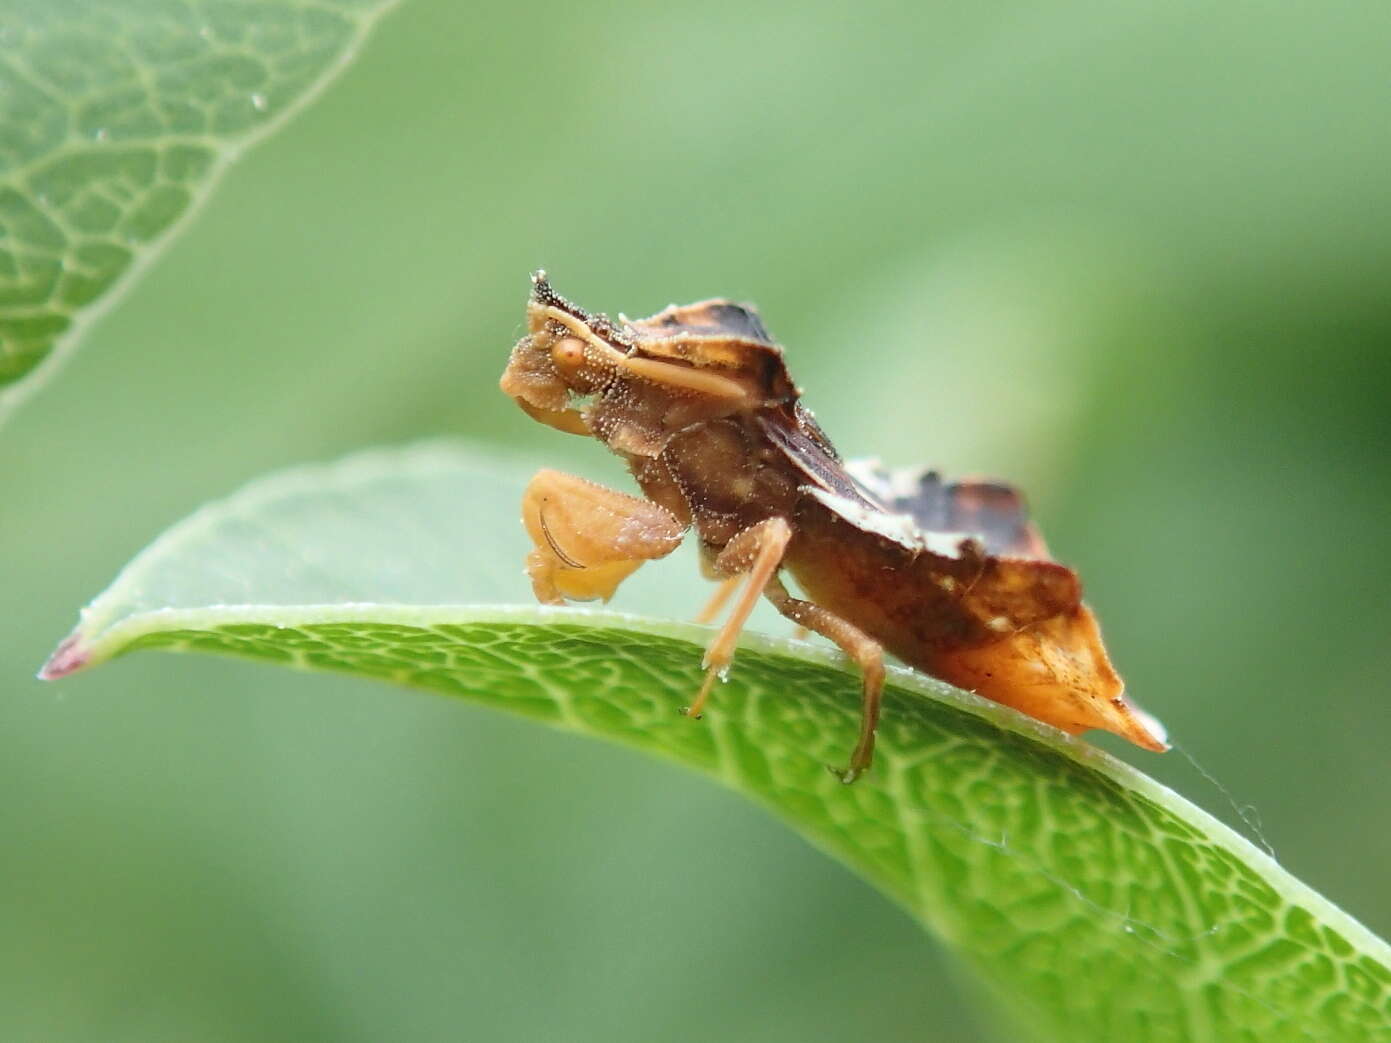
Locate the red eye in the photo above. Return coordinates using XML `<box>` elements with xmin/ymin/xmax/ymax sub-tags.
<box><xmin>551</xmin><ymin>337</ymin><xmax>586</xmax><ymax>372</ymax></box>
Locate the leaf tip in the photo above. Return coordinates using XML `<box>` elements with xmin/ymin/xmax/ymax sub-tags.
<box><xmin>39</xmin><ymin>633</ymin><xmax>90</xmax><ymax>680</ymax></box>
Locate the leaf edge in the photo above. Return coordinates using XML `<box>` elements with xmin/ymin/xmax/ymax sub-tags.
<box><xmin>40</xmin><ymin>598</ymin><xmax>1391</xmax><ymax>976</ymax></box>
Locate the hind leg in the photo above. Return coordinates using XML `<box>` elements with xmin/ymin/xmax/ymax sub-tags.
<box><xmin>763</xmin><ymin>575</ymin><xmax>885</xmax><ymax>783</ymax></box>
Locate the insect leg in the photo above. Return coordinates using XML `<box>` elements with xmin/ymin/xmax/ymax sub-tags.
<box><xmin>685</xmin><ymin>517</ymin><xmax>792</xmax><ymax>719</ymax></box>
<box><xmin>694</xmin><ymin>575</ymin><xmax>741</xmax><ymax>624</ymax></box>
<box><xmin>521</xmin><ymin>470</ymin><xmax>686</xmax><ymax>604</ymax></box>
<box><xmin>762</xmin><ymin>575</ymin><xmax>885</xmax><ymax>783</ymax></box>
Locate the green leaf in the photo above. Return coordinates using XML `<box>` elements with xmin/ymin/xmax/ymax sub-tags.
<box><xmin>43</xmin><ymin>442</ymin><xmax>1391</xmax><ymax>1042</ymax></box>
<box><xmin>0</xmin><ymin>0</ymin><xmax>398</xmax><ymax>421</ymax></box>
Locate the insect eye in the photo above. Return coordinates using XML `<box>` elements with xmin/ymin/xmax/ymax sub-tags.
<box><xmin>551</xmin><ymin>337</ymin><xmax>587</xmax><ymax>373</ymax></box>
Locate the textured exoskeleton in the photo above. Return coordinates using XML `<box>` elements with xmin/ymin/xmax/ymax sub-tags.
<box><xmin>500</xmin><ymin>273</ymin><xmax>1166</xmax><ymax>781</ymax></box>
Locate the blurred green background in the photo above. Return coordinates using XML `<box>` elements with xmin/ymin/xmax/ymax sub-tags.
<box><xmin>4</xmin><ymin>1</ymin><xmax>1390</xmax><ymax>1039</ymax></box>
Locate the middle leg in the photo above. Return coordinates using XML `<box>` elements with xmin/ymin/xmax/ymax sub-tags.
<box><xmin>685</xmin><ymin>516</ymin><xmax>792</xmax><ymax>719</ymax></box>
<box><xmin>694</xmin><ymin>575</ymin><xmax>741</xmax><ymax>625</ymax></box>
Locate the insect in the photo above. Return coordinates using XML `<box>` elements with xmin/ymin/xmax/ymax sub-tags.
<box><xmin>500</xmin><ymin>272</ymin><xmax>1167</xmax><ymax>781</ymax></box>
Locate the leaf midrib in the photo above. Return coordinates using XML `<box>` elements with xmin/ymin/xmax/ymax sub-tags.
<box><xmin>57</xmin><ymin>598</ymin><xmax>1391</xmax><ymax>979</ymax></box>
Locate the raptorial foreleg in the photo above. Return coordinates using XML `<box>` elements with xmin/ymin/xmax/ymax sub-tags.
<box><xmin>521</xmin><ymin>470</ymin><xmax>686</xmax><ymax>604</ymax></box>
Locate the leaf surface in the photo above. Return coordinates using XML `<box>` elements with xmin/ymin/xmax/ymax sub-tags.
<box><xmin>43</xmin><ymin>442</ymin><xmax>1391</xmax><ymax>1042</ymax></box>
<box><xmin>0</xmin><ymin>0</ymin><xmax>398</xmax><ymax>420</ymax></box>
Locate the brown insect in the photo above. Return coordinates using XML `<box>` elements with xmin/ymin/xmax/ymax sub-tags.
<box><xmin>500</xmin><ymin>272</ymin><xmax>1167</xmax><ymax>781</ymax></box>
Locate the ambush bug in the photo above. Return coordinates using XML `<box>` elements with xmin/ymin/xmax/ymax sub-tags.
<box><xmin>500</xmin><ymin>273</ymin><xmax>1167</xmax><ymax>781</ymax></box>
